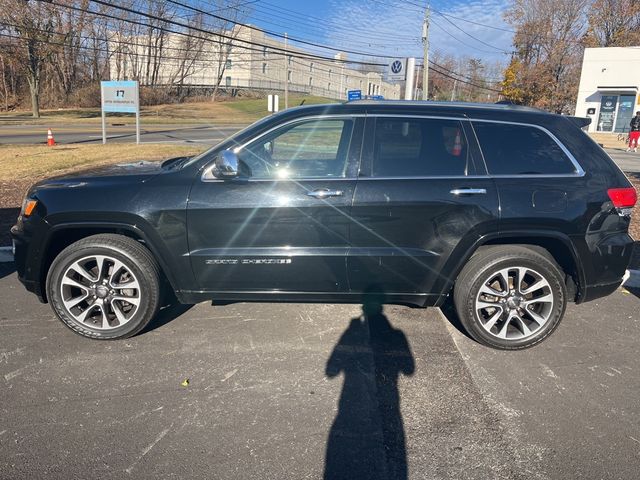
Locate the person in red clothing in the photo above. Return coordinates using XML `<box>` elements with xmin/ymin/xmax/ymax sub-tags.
<box><xmin>628</xmin><ymin>111</ymin><xmax>640</xmax><ymax>152</ymax></box>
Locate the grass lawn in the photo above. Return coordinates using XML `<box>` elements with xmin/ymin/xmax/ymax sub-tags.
<box><xmin>0</xmin><ymin>144</ymin><xmax>205</xmax><ymax>184</ymax></box>
<box><xmin>0</xmin><ymin>96</ymin><xmax>338</xmax><ymax>126</ymax></box>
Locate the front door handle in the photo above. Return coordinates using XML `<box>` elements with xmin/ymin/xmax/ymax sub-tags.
<box><xmin>449</xmin><ymin>188</ymin><xmax>487</xmax><ymax>195</ymax></box>
<box><xmin>307</xmin><ymin>189</ymin><xmax>344</xmax><ymax>199</ymax></box>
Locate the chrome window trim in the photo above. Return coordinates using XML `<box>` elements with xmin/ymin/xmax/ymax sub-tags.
<box><xmin>201</xmin><ymin>112</ymin><xmax>586</xmax><ymax>182</ymax></box>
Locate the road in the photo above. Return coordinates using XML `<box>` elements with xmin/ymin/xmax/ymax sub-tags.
<box><xmin>606</xmin><ymin>148</ymin><xmax>640</xmax><ymax>173</ymax></box>
<box><xmin>0</xmin><ymin>124</ymin><xmax>243</xmax><ymax>146</ymax></box>
<box><xmin>1</xmin><ymin>262</ymin><xmax>639</xmax><ymax>479</ymax></box>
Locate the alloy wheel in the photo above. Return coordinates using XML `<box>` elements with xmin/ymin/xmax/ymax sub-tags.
<box><xmin>59</xmin><ymin>255</ymin><xmax>142</xmax><ymax>331</ymax></box>
<box><xmin>474</xmin><ymin>266</ymin><xmax>554</xmax><ymax>341</ymax></box>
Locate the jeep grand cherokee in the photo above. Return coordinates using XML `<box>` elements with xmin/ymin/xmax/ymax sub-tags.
<box><xmin>11</xmin><ymin>101</ymin><xmax>637</xmax><ymax>349</ymax></box>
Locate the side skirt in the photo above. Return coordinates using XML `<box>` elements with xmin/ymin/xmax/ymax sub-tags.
<box><xmin>174</xmin><ymin>290</ymin><xmax>444</xmax><ymax>308</ymax></box>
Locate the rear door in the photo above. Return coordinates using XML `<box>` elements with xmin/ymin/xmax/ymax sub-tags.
<box><xmin>348</xmin><ymin>115</ymin><xmax>500</xmax><ymax>299</ymax></box>
<box><xmin>188</xmin><ymin>116</ymin><xmax>363</xmax><ymax>293</ymax></box>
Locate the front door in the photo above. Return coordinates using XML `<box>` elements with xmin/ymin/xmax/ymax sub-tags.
<box><xmin>348</xmin><ymin>116</ymin><xmax>500</xmax><ymax>299</ymax></box>
<box><xmin>188</xmin><ymin>116</ymin><xmax>363</xmax><ymax>293</ymax></box>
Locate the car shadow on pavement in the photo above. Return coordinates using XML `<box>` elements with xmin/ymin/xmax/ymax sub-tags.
<box><xmin>0</xmin><ymin>261</ymin><xmax>16</xmax><ymax>279</ymax></box>
<box><xmin>323</xmin><ymin>294</ymin><xmax>415</xmax><ymax>480</ymax></box>
<box><xmin>438</xmin><ymin>298</ymin><xmax>474</xmax><ymax>341</ymax></box>
<box><xmin>624</xmin><ymin>287</ymin><xmax>640</xmax><ymax>300</ymax></box>
<box><xmin>140</xmin><ymin>302</ymin><xmax>195</xmax><ymax>334</ymax></box>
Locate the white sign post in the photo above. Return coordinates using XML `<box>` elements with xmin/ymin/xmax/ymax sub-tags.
<box><xmin>404</xmin><ymin>58</ymin><xmax>416</xmax><ymax>101</ymax></box>
<box><xmin>100</xmin><ymin>80</ymin><xmax>140</xmax><ymax>144</ymax></box>
<box><xmin>268</xmin><ymin>94</ymin><xmax>280</xmax><ymax>113</ymax></box>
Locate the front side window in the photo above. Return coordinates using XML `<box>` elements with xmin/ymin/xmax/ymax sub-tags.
<box><xmin>238</xmin><ymin>119</ymin><xmax>354</xmax><ymax>179</ymax></box>
<box><xmin>473</xmin><ymin>122</ymin><xmax>576</xmax><ymax>175</ymax></box>
<box><xmin>372</xmin><ymin>118</ymin><xmax>470</xmax><ymax>177</ymax></box>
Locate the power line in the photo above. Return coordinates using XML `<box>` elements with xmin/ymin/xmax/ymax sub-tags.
<box><xmin>21</xmin><ymin>0</ymin><xmax>503</xmax><ymax>95</ymax></box>
<box><xmin>430</xmin><ymin>18</ymin><xmax>509</xmax><ymax>56</ymax></box>
<box><xmin>204</xmin><ymin>0</ymin><xmax>421</xmax><ymax>45</ymax></box>
<box><xmin>36</xmin><ymin>0</ymin><xmax>389</xmax><ymax>67</ymax></box>
<box><xmin>154</xmin><ymin>0</ymin><xmax>413</xmax><ymax>60</ymax></box>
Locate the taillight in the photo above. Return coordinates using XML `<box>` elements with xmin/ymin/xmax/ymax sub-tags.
<box><xmin>607</xmin><ymin>188</ymin><xmax>637</xmax><ymax>208</ymax></box>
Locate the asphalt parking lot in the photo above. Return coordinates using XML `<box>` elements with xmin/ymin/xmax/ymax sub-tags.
<box><xmin>1</xmin><ymin>262</ymin><xmax>639</xmax><ymax>479</ymax></box>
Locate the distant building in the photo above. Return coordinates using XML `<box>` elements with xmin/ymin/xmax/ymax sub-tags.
<box><xmin>575</xmin><ymin>46</ymin><xmax>640</xmax><ymax>133</ymax></box>
<box><xmin>109</xmin><ymin>26</ymin><xmax>401</xmax><ymax>101</ymax></box>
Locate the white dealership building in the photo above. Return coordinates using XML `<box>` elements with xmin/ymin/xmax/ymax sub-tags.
<box><xmin>575</xmin><ymin>46</ymin><xmax>640</xmax><ymax>133</ymax></box>
<box><xmin>109</xmin><ymin>26</ymin><xmax>401</xmax><ymax>101</ymax></box>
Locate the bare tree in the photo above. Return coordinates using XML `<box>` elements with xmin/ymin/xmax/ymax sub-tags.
<box><xmin>207</xmin><ymin>0</ymin><xmax>252</xmax><ymax>100</ymax></box>
<box><xmin>584</xmin><ymin>0</ymin><xmax>640</xmax><ymax>47</ymax></box>
<box><xmin>0</xmin><ymin>0</ymin><xmax>59</xmax><ymax>117</ymax></box>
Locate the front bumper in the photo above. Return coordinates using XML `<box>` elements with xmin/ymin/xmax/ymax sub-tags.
<box><xmin>11</xmin><ymin>224</ymin><xmax>47</xmax><ymax>303</ymax></box>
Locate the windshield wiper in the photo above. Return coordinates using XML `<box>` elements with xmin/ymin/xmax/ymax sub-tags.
<box><xmin>161</xmin><ymin>156</ymin><xmax>190</xmax><ymax>170</ymax></box>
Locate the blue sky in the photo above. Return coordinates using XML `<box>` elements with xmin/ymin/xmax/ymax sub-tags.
<box><xmin>240</xmin><ymin>0</ymin><xmax>514</xmax><ymax>65</ymax></box>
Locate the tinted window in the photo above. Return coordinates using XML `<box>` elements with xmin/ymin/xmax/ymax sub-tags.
<box><xmin>239</xmin><ymin>119</ymin><xmax>353</xmax><ymax>179</ymax></box>
<box><xmin>473</xmin><ymin>122</ymin><xmax>575</xmax><ymax>175</ymax></box>
<box><xmin>372</xmin><ymin>118</ymin><xmax>470</xmax><ymax>177</ymax></box>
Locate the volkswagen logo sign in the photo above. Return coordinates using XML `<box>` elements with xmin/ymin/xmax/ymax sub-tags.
<box><xmin>391</xmin><ymin>60</ymin><xmax>403</xmax><ymax>74</ymax></box>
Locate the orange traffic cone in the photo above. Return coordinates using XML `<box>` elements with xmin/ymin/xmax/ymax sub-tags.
<box><xmin>47</xmin><ymin>128</ymin><xmax>55</xmax><ymax>147</ymax></box>
<box><xmin>452</xmin><ymin>129</ymin><xmax>462</xmax><ymax>156</ymax></box>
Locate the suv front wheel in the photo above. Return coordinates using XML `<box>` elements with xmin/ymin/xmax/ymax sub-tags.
<box><xmin>46</xmin><ymin>234</ymin><xmax>161</xmax><ymax>340</ymax></box>
<box><xmin>454</xmin><ymin>246</ymin><xmax>567</xmax><ymax>350</ymax></box>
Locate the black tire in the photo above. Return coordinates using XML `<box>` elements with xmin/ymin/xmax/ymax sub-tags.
<box><xmin>453</xmin><ymin>245</ymin><xmax>567</xmax><ymax>350</ymax></box>
<box><xmin>46</xmin><ymin>234</ymin><xmax>161</xmax><ymax>340</ymax></box>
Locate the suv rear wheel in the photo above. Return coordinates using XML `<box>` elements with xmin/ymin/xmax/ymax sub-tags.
<box><xmin>46</xmin><ymin>234</ymin><xmax>161</xmax><ymax>340</ymax></box>
<box><xmin>454</xmin><ymin>246</ymin><xmax>567</xmax><ymax>350</ymax></box>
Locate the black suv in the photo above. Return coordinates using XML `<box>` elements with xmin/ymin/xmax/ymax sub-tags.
<box><xmin>11</xmin><ymin>101</ymin><xmax>637</xmax><ymax>349</ymax></box>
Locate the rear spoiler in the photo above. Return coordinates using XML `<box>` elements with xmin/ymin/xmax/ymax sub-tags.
<box><xmin>567</xmin><ymin>116</ymin><xmax>591</xmax><ymax>129</ymax></box>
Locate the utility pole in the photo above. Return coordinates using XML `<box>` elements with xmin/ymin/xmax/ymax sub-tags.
<box><xmin>450</xmin><ymin>79</ymin><xmax>457</xmax><ymax>101</ymax></box>
<box><xmin>422</xmin><ymin>4</ymin><xmax>430</xmax><ymax>100</ymax></box>
<box><xmin>284</xmin><ymin>32</ymin><xmax>289</xmax><ymax>109</ymax></box>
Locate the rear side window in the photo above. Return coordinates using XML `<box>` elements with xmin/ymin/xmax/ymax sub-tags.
<box><xmin>372</xmin><ymin>118</ymin><xmax>471</xmax><ymax>177</ymax></box>
<box><xmin>473</xmin><ymin>122</ymin><xmax>576</xmax><ymax>175</ymax></box>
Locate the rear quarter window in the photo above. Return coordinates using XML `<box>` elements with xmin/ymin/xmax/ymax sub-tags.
<box><xmin>473</xmin><ymin>122</ymin><xmax>576</xmax><ymax>175</ymax></box>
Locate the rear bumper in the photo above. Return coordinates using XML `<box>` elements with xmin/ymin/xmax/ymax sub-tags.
<box><xmin>576</xmin><ymin>231</ymin><xmax>634</xmax><ymax>304</ymax></box>
<box><xmin>580</xmin><ymin>280</ymin><xmax>623</xmax><ymax>303</ymax></box>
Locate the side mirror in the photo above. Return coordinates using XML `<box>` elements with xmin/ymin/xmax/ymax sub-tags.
<box><xmin>264</xmin><ymin>141</ymin><xmax>274</xmax><ymax>155</ymax></box>
<box><xmin>212</xmin><ymin>149</ymin><xmax>239</xmax><ymax>179</ymax></box>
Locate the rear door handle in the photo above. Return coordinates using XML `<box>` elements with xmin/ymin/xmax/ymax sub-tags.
<box><xmin>307</xmin><ymin>189</ymin><xmax>344</xmax><ymax>199</ymax></box>
<box><xmin>449</xmin><ymin>188</ymin><xmax>487</xmax><ymax>195</ymax></box>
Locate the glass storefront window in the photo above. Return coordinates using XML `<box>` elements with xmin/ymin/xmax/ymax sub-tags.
<box><xmin>597</xmin><ymin>95</ymin><xmax>617</xmax><ymax>132</ymax></box>
<box><xmin>597</xmin><ymin>94</ymin><xmax>638</xmax><ymax>133</ymax></box>
<box><xmin>614</xmin><ymin>95</ymin><xmax>636</xmax><ymax>133</ymax></box>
